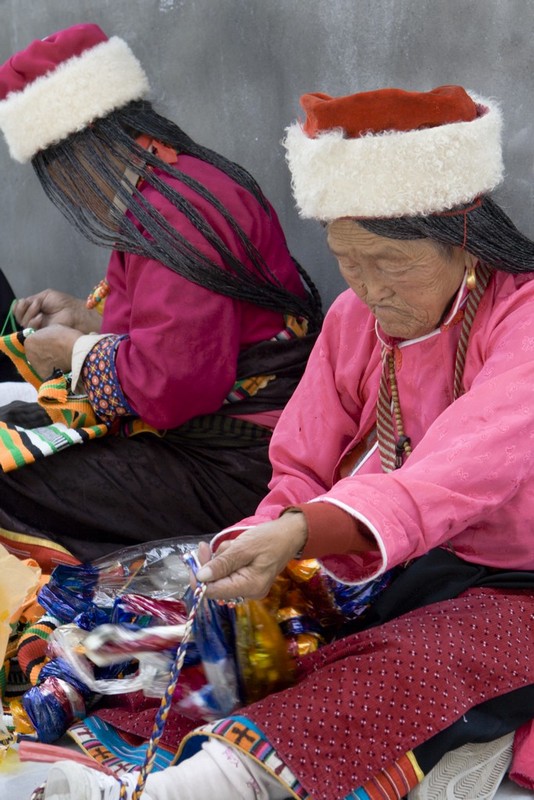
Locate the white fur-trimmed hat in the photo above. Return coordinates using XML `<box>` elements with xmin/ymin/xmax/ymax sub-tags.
<box><xmin>283</xmin><ymin>85</ymin><xmax>503</xmax><ymax>220</ymax></box>
<box><xmin>0</xmin><ymin>23</ymin><xmax>150</xmax><ymax>163</ymax></box>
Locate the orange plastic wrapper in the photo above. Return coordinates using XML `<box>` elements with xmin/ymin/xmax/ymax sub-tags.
<box><xmin>285</xmin><ymin>558</ymin><xmax>345</xmax><ymax>627</ymax></box>
<box><xmin>8</xmin><ymin>698</ymin><xmax>36</xmax><ymax>736</ymax></box>
<box><xmin>234</xmin><ymin>599</ymin><xmax>296</xmax><ymax>705</ymax></box>
<box><xmin>286</xmin><ymin>632</ymin><xmax>323</xmax><ymax>657</ymax></box>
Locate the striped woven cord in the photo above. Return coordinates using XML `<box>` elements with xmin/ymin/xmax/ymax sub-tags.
<box><xmin>377</xmin><ymin>349</ymin><xmax>399</xmax><ymax>472</ymax></box>
<box><xmin>119</xmin><ymin>581</ymin><xmax>207</xmax><ymax>800</ymax></box>
<box><xmin>453</xmin><ymin>263</ymin><xmax>491</xmax><ymax>400</ymax></box>
<box><xmin>377</xmin><ymin>264</ymin><xmax>492</xmax><ymax>472</ymax></box>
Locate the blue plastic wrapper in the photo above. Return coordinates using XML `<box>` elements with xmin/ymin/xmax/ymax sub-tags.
<box><xmin>185</xmin><ymin>553</ymin><xmax>241</xmax><ymax>715</ymax></box>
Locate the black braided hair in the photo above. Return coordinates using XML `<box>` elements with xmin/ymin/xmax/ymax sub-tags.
<box><xmin>357</xmin><ymin>196</ymin><xmax>534</xmax><ymax>274</ymax></box>
<box><xmin>32</xmin><ymin>100</ymin><xmax>322</xmax><ymax>328</ymax></box>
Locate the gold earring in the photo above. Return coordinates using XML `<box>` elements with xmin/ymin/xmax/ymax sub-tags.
<box><xmin>466</xmin><ymin>264</ymin><xmax>477</xmax><ymax>291</ymax></box>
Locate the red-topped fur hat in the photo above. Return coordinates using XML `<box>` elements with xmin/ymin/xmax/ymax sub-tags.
<box><xmin>0</xmin><ymin>23</ymin><xmax>149</xmax><ymax>163</ymax></box>
<box><xmin>283</xmin><ymin>85</ymin><xmax>503</xmax><ymax>219</ymax></box>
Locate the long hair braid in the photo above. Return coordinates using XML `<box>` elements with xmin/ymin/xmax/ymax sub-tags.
<box><xmin>32</xmin><ymin>100</ymin><xmax>323</xmax><ymax>328</ymax></box>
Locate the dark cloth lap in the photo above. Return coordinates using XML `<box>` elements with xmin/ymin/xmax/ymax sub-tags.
<box><xmin>0</xmin><ymin>422</ymin><xmax>271</xmax><ymax>561</ymax></box>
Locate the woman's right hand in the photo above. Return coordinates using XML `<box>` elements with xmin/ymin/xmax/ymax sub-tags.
<box><xmin>14</xmin><ymin>289</ymin><xmax>102</xmax><ymax>334</ymax></box>
<box><xmin>195</xmin><ymin>513</ymin><xmax>308</xmax><ymax>601</ymax></box>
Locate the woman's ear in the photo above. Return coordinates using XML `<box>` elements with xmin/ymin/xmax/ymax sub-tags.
<box><xmin>464</xmin><ymin>251</ymin><xmax>478</xmax><ymax>271</ymax></box>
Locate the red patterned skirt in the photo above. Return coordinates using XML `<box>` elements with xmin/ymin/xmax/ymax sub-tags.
<box><xmin>173</xmin><ymin>586</ymin><xmax>534</xmax><ymax>800</ymax></box>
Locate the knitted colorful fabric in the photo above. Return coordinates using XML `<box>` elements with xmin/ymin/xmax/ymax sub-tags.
<box><xmin>0</xmin><ymin>330</ymin><xmax>109</xmax><ymax>471</ymax></box>
<box><xmin>0</xmin><ymin>329</ymin><xmax>43</xmax><ymax>387</ymax></box>
<box><xmin>17</xmin><ymin>613</ymin><xmax>61</xmax><ymax>685</ymax></box>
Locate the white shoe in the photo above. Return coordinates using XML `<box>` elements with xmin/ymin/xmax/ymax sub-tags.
<box><xmin>43</xmin><ymin>760</ymin><xmax>139</xmax><ymax>800</ymax></box>
<box><xmin>408</xmin><ymin>732</ymin><xmax>514</xmax><ymax>800</ymax></box>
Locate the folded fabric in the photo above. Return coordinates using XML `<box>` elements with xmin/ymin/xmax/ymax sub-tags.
<box><xmin>509</xmin><ymin>720</ymin><xmax>534</xmax><ymax>790</ymax></box>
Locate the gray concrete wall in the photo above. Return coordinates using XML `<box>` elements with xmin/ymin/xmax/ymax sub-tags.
<box><xmin>0</xmin><ymin>0</ymin><xmax>533</xmax><ymax>310</ymax></box>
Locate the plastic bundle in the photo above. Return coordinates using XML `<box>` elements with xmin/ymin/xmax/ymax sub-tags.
<box><xmin>21</xmin><ymin>541</ymin><xmax>396</xmax><ymax>743</ymax></box>
<box><xmin>19</xmin><ymin>536</ymin><xmax>204</xmax><ymax>743</ymax></box>
<box><xmin>22</xmin><ymin>656</ymin><xmax>94</xmax><ymax>743</ymax></box>
<box><xmin>45</xmin><ymin>536</ymin><xmax>203</xmax><ymax>611</ymax></box>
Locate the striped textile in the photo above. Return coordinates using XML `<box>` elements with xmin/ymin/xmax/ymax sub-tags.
<box><xmin>0</xmin><ymin>419</ymin><xmax>107</xmax><ymax>471</ymax></box>
<box><xmin>68</xmin><ymin>717</ymin><xmax>175</xmax><ymax>775</ymax></box>
<box><xmin>0</xmin><ymin>329</ymin><xmax>42</xmax><ymax>387</ymax></box>
<box><xmin>177</xmin><ymin>715</ymin><xmax>423</xmax><ymax>800</ymax></box>
<box><xmin>376</xmin><ymin>348</ymin><xmax>399</xmax><ymax>472</ymax></box>
<box><xmin>17</xmin><ymin>613</ymin><xmax>61</xmax><ymax>685</ymax></box>
<box><xmin>349</xmin><ymin>752</ymin><xmax>423</xmax><ymax>799</ymax></box>
<box><xmin>0</xmin><ymin>331</ymin><xmax>108</xmax><ymax>471</ymax></box>
<box><xmin>452</xmin><ymin>263</ymin><xmax>492</xmax><ymax>400</ymax></box>
<box><xmin>0</xmin><ymin>527</ymin><xmax>78</xmax><ymax>573</ymax></box>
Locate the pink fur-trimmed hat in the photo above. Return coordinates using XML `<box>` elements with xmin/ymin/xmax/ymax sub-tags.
<box><xmin>283</xmin><ymin>85</ymin><xmax>503</xmax><ymax>220</ymax></box>
<box><xmin>0</xmin><ymin>23</ymin><xmax>150</xmax><ymax>163</ymax></box>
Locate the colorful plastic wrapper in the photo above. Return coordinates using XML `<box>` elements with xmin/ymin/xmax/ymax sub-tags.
<box><xmin>22</xmin><ymin>654</ymin><xmax>96</xmax><ymax>743</ymax></box>
<box><xmin>43</xmin><ymin>535</ymin><xmax>205</xmax><ymax>612</ymax></box>
<box><xmin>190</xmin><ymin>598</ymin><xmax>240</xmax><ymax>716</ymax></box>
<box><xmin>184</xmin><ymin>553</ymin><xmax>241</xmax><ymax>716</ymax></box>
<box><xmin>284</xmin><ymin>558</ymin><xmax>395</xmax><ymax>627</ymax></box>
<box><xmin>82</xmin><ymin>623</ymin><xmax>187</xmax><ymax>666</ymax></box>
<box><xmin>169</xmin><ymin>663</ymin><xmax>226</xmax><ymax>722</ymax></box>
<box><xmin>46</xmin><ymin>623</ymin><xmax>177</xmax><ymax>699</ymax></box>
<box><xmin>233</xmin><ymin>599</ymin><xmax>296</xmax><ymax>705</ymax></box>
<box><xmin>22</xmin><ymin>539</ymin><xmax>396</xmax><ymax>743</ymax></box>
<box><xmin>112</xmin><ymin>594</ymin><xmax>189</xmax><ymax>627</ymax></box>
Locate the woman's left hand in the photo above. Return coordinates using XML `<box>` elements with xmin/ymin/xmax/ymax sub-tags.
<box><xmin>196</xmin><ymin>512</ymin><xmax>308</xmax><ymax>600</ymax></box>
<box><xmin>24</xmin><ymin>324</ymin><xmax>84</xmax><ymax>379</ymax></box>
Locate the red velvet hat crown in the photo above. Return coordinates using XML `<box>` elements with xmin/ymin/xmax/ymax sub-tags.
<box><xmin>0</xmin><ymin>23</ymin><xmax>150</xmax><ymax>163</ymax></box>
<box><xmin>283</xmin><ymin>85</ymin><xmax>503</xmax><ymax>219</ymax></box>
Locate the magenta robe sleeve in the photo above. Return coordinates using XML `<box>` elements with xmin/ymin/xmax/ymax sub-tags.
<box><xmin>101</xmin><ymin>250</ymin><xmax>242</xmax><ymax>428</ymax></box>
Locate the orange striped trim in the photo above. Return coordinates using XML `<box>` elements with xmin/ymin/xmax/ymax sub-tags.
<box><xmin>360</xmin><ymin>751</ymin><xmax>423</xmax><ymax>800</ymax></box>
<box><xmin>0</xmin><ymin>527</ymin><xmax>78</xmax><ymax>571</ymax></box>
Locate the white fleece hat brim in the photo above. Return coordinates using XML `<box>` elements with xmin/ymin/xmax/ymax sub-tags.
<box><xmin>0</xmin><ymin>36</ymin><xmax>150</xmax><ymax>163</ymax></box>
<box><xmin>283</xmin><ymin>96</ymin><xmax>503</xmax><ymax>219</ymax></box>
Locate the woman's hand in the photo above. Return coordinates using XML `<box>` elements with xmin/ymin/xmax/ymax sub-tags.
<box><xmin>24</xmin><ymin>324</ymin><xmax>84</xmax><ymax>379</ymax></box>
<box><xmin>195</xmin><ymin>512</ymin><xmax>308</xmax><ymax>600</ymax></box>
<box><xmin>15</xmin><ymin>290</ymin><xmax>102</xmax><ymax>334</ymax></box>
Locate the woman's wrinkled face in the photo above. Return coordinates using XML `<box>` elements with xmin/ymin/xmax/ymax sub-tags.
<box><xmin>327</xmin><ymin>219</ymin><xmax>474</xmax><ymax>340</ymax></box>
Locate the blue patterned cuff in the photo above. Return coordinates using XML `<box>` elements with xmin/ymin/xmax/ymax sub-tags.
<box><xmin>81</xmin><ymin>334</ymin><xmax>136</xmax><ymax>422</ymax></box>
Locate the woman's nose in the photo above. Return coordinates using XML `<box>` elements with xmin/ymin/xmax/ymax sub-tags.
<box><xmin>359</xmin><ymin>274</ymin><xmax>393</xmax><ymax>303</ymax></box>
